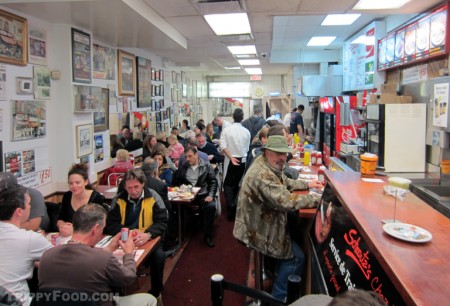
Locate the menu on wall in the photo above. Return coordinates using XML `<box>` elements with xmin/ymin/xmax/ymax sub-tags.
<box><xmin>310</xmin><ymin>185</ymin><xmax>406</xmax><ymax>306</ymax></box>
<box><xmin>378</xmin><ymin>3</ymin><xmax>448</xmax><ymax>71</ymax></box>
<box><xmin>343</xmin><ymin>22</ymin><xmax>385</xmax><ymax>92</ymax></box>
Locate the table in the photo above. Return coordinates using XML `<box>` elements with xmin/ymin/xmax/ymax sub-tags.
<box><xmin>96</xmin><ymin>184</ymin><xmax>118</xmax><ymax>201</ymax></box>
<box><xmin>169</xmin><ymin>187</ymin><xmax>201</xmax><ymax>249</ymax></box>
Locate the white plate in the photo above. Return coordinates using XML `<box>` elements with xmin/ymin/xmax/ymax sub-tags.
<box><xmin>383</xmin><ymin>223</ymin><xmax>432</xmax><ymax>243</ymax></box>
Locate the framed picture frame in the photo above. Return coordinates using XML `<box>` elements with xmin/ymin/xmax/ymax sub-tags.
<box><xmin>93</xmin><ymin>43</ymin><xmax>115</xmax><ymax>80</ymax></box>
<box><xmin>74</xmin><ymin>85</ymin><xmax>103</xmax><ymax>112</ymax></box>
<box><xmin>33</xmin><ymin>66</ymin><xmax>51</xmax><ymax>100</ymax></box>
<box><xmin>118</xmin><ymin>50</ymin><xmax>136</xmax><ymax>96</ymax></box>
<box><xmin>136</xmin><ymin>56</ymin><xmax>152</xmax><ymax>108</ymax></box>
<box><xmin>0</xmin><ymin>9</ymin><xmax>27</xmax><ymax>66</ymax></box>
<box><xmin>28</xmin><ymin>25</ymin><xmax>47</xmax><ymax>66</ymax></box>
<box><xmin>71</xmin><ymin>28</ymin><xmax>92</xmax><ymax>83</ymax></box>
<box><xmin>11</xmin><ymin>100</ymin><xmax>46</xmax><ymax>141</ymax></box>
<box><xmin>93</xmin><ymin>88</ymin><xmax>109</xmax><ymax>132</ymax></box>
<box><xmin>76</xmin><ymin>124</ymin><xmax>93</xmax><ymax>158</ymax></box>
<box><xmin>16</xmin><ymin>77</ymin><xmax>33</xmax><ymax>95</ymax></box>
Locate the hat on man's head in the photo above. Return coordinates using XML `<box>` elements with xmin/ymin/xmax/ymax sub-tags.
<box><xmin>261</xmin><ymin>135</ymin><xmax>292</xmax><ymax>154</ymax></box>
<box><xmin>0</xmin><ymin>172</ymin><xmax>18</xmax><ymax>192</ymax></box>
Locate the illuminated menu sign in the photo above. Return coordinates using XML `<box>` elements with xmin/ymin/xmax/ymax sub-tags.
<box><xmin>378</xmin><ymin>3</ymin><xmax>448</xmax><ymax>71</ymax></box>
<box><xmin>343</xmin><ymin>22</ymin><xmax>385</xmax><ymax>91</ymax></box>
<box><xmin>310</xmin><ymin>188</ymin><xmax>406</xmax><ymax>305</ymax></box>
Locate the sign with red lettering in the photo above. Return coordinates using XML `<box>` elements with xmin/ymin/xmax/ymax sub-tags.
<box><xmin>310</xmin><ymin>186</ymin><xmax>406</xmax><ymax>306</ymax></box>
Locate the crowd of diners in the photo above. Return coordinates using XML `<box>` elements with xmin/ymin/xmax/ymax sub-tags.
<box><xmin>0</xmin><ymin>106</ymin><xmax>386</xmax><ymax>306</ymax></box>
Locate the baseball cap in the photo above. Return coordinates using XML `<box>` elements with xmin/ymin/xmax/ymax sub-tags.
<box><xmin>261</xmin><ymin>135</ymin><xmax>292</xmax><ymax>154</ymax></box>
<box><xmin>0</xmin><ymin>172</ymin><xmax>19</xmax><ymax>192</ymax></box>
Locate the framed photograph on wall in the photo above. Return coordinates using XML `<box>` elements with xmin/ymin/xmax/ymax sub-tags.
<box><xmin>136</xmin><ymin>56</ymin><xmax>152</xmax><ymax>108</ymax></box>
<box><xmin>76</xmin><ymin>124</ymin><xmax>93</xmax><ymax>158</ymax></box>
<box><xmin>33</xmin><ymin>66</ymin><xmax>51</xmax><ymax>100</ymax></box>
<box><xmin>0</xmin><ymin>9</ymin><xmax>27</xmax><ymax>66</ymax></box>
<box><xmin>118</xmin><ymin>50</ymin><xmax>136</xmax><ymax>96</ymax></box>
<box><xmin>11</xmin><ymin>100</ymin><xmax>46</xmax><ymax>141</ymax></box>
<box><xmin>93</xmin><ymin>88</ymin><xmax>109</xmax><ymax>132</ymax></box>
<box><xmin>93</xmin><ymin>43</ymin><xmax>115</xmax><ymax>80</ymax></box>
<box><xmin>28</xmin><ymin>25</ymin><xmax>47</xmax><ymax>66</ymax></box>
<box><xmin>71</xmin><ymin>28</ymin><xmax>92</xmax><ymax>83</ymax></box>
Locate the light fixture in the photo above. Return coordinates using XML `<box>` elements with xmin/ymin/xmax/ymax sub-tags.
<box><xmin>238</xmin><ymin>59</ymin><xmax>260</xmax><ymax>66</ymax></box>
<box><xmin>227</xmin><ymin>45</ymin><xmax>257</xmax><ymax>55</ymax></box>
<box><xmin>234</xmin><ymin>54</ymin><xmax>257</xmax><ymax>59</ymax></box>
<box><xmin>224</xmin><ymin>66</ymin><xmax>241</xmax><ymax>70</ymax></box>
<box><xmin>322</xmin><ymin>14</ymin><xmax>361</xmax><ymax>26</ymax></box>
<box><xmin>307</xmin><ymin>36</ymin><xmax>336</xmax><ymax>46</ymax></box>
<box><xmin>204</xmin><ymin>13</ymin><xmax>251</xmax><ymax>36</ymax></box>
<box><xmin>353</xmin><ymin>0</ymin><xmax>410</xmax><ymax>10</ymax></box>
<box><xmin>245</xmin><ymin>68</ymin><xmax>262</xmax><ymax>74</ymax></box>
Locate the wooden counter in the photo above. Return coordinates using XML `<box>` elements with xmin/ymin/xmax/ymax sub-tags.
<box><xmin>325</xmin><ymin>171</ymin><xmax>450</xmax><ymax>306</ymax></box>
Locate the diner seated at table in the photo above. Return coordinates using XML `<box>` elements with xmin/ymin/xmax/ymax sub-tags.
<box><xmin>125</xmin><ymin>131</ymin><xmax>144</xmax><ymax>152</ymax></box>
<box><xmin>110</xmin><ymin>134</ymin><xmax>125</xmax><ymax>159</ymax></box>
<box><xmin>38</xmin><ymin>204</ymin><xmax>157</xmax><ymax>306</ymax></box>
<box><xmin>178</xmin><ymin>137</ymin><xmax>210</xmax><ymax>166</ymax></box>
<box><xmin>20</xmin><ymin>187</ymin><xmax>50</xmax><ymax>232</ymax></box>
<box><xmin>142</xmin><ymin>134</ymin><xmax>157</xmax><ymax>160</ymax></box>
<box><xmin>115</xmin><ymin>149</ymin><xmax>134</xmax><ymax>171</ymax></box>
<box><xmin>151</xmin><ymin>150</ymin><xmax>173</xmax><ymax>186</ymax></box>
<box><xmin>0</xmin><ymin>173</ymin><xmax>53</xmax><ymax>306</ymax></box>
<box><xmin>233</xmin><ymin>135</ymin><xmax>322</xmax><ymax>301</ymax></box>
<box><xmin>57</xmin><ymin>163</ymin><xmax>105</xmax><ymax>237</ymax></box>
<box><xmin>196</xmin><ymin>133</ymin><xmax>223</xmax><ymax>164</ymax></box>
<box><xmin>167</xmin><ymin>134</ymin><xmax>185</xmax><ymax>162</ymax></box>
<box><xmin>105</xmin><ymin>169</ymin><xmax>167</xmax><ymax>301</ymax></box>
<box><xmin>173</xmin><ymin>147</ymin><xmax>218</xmax><ymax>248</ymax></box>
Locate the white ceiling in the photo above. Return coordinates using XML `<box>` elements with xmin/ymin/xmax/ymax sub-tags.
<box><xmin>0</xmin><ymin>0</ymin><xmax>445</xmax><ymax>76</ymax></box>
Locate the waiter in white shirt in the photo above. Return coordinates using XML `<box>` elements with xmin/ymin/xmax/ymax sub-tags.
<box><xmin>219</xmin><ymin>108</ymin><xmax>250</xmax><ymax>221</ymax></box>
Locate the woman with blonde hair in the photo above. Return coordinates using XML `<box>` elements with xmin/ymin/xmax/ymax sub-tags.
<box><xmin>156</xmin><ymin>131</ymin><xmax>169</xmax><ymax>148</ymax></box>
<box><xmin>115</xmin><ymin>149</ymin><xmax>134</xmax><ymax>171</ymax></box>
<box><xmin>167</xmin><ymin>134</ymin><xmax>184</xmax><ymax>161</ymax></box>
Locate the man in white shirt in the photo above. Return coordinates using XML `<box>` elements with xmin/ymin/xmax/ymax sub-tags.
<box><xmin>213</xmin><ymin>116</ymin><xmax>232</xmax><ymax>139</ymax></box>
<box><xmin>219</xmin><ymin>108</ymin><xmax>251</xmax><ymax>221</ymax></box>
<box><xmin>0</xmin><ymin>172</ymin><xmax>53</xmax><ymax>306</ymax></box>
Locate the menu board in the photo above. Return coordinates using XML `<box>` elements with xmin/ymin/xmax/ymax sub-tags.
<box><xmin>310</xmin><ymin>186</ymin><xmax>406</xmax><ymax>306</ymax></box>
<box><xmin>378</xmin><ymin>3</ymin><xmax>448</xmax><ymax>71</ymax></box>
<box><xmin>343</xmin><ymin>22</ymin><xmax>385</xmax><ymax>91</ymax></box>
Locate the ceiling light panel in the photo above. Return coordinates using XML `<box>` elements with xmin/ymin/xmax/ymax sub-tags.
<box><xmin>238</xmin><ymin>59</ymin><xmax>260</xmax><ymax>66</ymax></box>
<box><xmin>307</xmin><ymin>36</ymin><xmax>336</xmax><ymax>46</ymax></box>
<box><xmin>245</xmin><ymin>68</ymin><xmax>262</xmax><ymax>75</ymax></box>
<box><xmin>227</xmin><ymin>45</ymin><xmax>257</xmax><ymax>55</ymax></box>
<box><xmin>204</xmin><ymin>13</ymin><xmax>251</xmax><ymax>36</ymax></box>
<box><xmin>322</xmin><ymin>14</ymin><xmax>361</xmax><ymax>26</ymax></box>
<box><xmin>353</xmin><ymin>0</ymin><xmax>411</xmax><ymax>10</ymax></box>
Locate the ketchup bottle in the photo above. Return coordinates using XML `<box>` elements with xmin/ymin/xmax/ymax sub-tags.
<box><xmin>311</xmin><ymin>151</ymin><xmax>317</xmax><ymax>165</ymax></box>
<box><xmin>318</xmin><ymin>166</ymin><xmax>326</xmax><ymax>185</ymax></box>
<box><xmin>316</xmin><ymin>152</ymin><xmax>323</xmax><ymax>166</ymax></box>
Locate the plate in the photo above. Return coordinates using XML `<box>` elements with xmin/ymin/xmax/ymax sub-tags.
<box><xmin>383</xmin><ymin>223</ymin><xmax>432</xmax><ymax>243</ymax></box>
<box><xmin>404</xmin><ymin>29</ymin><xmax>416</xmax><ymax>55</ymax></box>
<box><xmin>430</xmin><ymin>21</ymin><xmax>445</xmax><ymax>47</ymax></box>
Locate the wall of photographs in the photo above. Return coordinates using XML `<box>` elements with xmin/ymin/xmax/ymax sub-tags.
<box><xmin>378</xmin><ymin>3</ymin><xmax>448</xmax><ymax>71</ymax></box>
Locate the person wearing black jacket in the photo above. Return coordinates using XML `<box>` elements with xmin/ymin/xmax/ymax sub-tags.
<box><xmin>196</xmin><ymin>133</ymin><xmax>223</xmax><ymax>164</ymax></box>
<box><xmin>172</xmin><ymin>147</ymin><xmax>218</xmax><ymax>247</ymax></box>
<box><xmin>105</xmin><ymin>169</ymin><xmax>168</xmax><ymax>299</ymax></box>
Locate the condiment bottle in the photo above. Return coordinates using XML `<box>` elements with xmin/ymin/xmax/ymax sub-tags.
<box><xmin>311</xmin><ymin>151</ymin><xmax>317</xmax><ymax>165</ymax></box>
<box><xmin>293</xmin><ymin>133</ymin><xmax>300</xmax><ymax>145</ymax></box>
<box><xmin>318</xmin><ymin>166</ymin><xmax>326</xmax><ymax>185</ymax></box>
<box><xmin>304</xmin><ymin>151</ymin><xmax>311</xmax><ymax>166</ymax></box>
<box><xmin>316</xmin><ymin>152</ymin><xmax>322</xmax><ymax>166</ymax></box>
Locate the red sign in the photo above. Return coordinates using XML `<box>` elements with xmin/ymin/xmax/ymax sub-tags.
<box><xmin>319</xmin><ymin>97</ymin><xmax>335</xmax><ymax>114</ymax></box>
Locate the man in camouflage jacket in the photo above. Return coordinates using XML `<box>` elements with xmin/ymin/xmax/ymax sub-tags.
<box><xmin>233</xmin><ymin>135</ymin><xmax>322</xmax><ymax>301</ymax></box>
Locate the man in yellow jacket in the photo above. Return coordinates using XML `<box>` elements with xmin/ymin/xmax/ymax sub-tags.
<box><xmin>106</xmin><ymin>169</ymin><xmax>168</xmax><ymax>301</ymax></box>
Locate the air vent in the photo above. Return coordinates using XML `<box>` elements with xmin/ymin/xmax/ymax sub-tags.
<box><xmin>194</xmin><ymin>0</ymin><xmax>243</xmax><ymax>14</ymax></box>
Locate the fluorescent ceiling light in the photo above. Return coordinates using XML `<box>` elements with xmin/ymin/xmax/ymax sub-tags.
<box><xmin>307</xmin><ymin>36</ymin><xmax>336</xmax><ymax>46</ymax></box>
<box><xmin>245</xmin><ymin>68</ymin><xmax>262</xmax><ymax>75</ymax></box>
<box><xmin>224</xmin><ymin>66</ymin><xmax>241</xmax><ymax>70</ymax></box>
<box><xmin>235</xmin><ymin>54</ymin><xmax>257</xmax><ymax>58</ymax></box>
<box><xmin>322</xmin><ymin>14</ymin><xmax>361</xmax><ymax>26</ymax></box>
<box><xmin>204</xmin><ymin>13</ymin><xmax>251</xmax><ymax>35</ymax></box>
<box><xmin>238</xmin><ymin>59</ymin><xmax>260</xmax><ymax>66</ymax></box>
<box><xmin>353</xmin><ymin>0</ymin><xmax>410</xmax><ymax>10</ymax></box>
<box><xmin>227</xmin><ymin>45</ymin><xmax>257</xmax><ymax>55</ymax></box>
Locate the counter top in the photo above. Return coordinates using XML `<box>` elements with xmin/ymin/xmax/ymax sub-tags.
<box><xmin>325</xmin><ymin>171</ymin><xmax>450</xmax><ymax>306</ymax></box>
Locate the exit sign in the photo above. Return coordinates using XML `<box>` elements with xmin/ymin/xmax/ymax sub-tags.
<box><xmin>250</xmin><ymin>75</ymin><xmax>261</xmax><ymax>81</ymax></box>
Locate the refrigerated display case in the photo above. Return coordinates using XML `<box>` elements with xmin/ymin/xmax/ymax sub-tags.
<box><xmin>318</xmin><ymin>97</ymin><xmax>335</xmax><ymax>167</ymax></box>
<box><xmin>365</xmin><ymin>103</ymin><xmax>426</xmax><ymax>172</ymax></box>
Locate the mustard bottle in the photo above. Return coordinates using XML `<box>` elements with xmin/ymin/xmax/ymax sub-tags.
<box><xmin>293</xmin><ymin>133</ymin><xmax>300</xmax><ymax>145</ymax></box>
<box><xmin>304</xmin><ymin>151</ymin><xmax>311</xmax><ymax>166</ymax></box>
